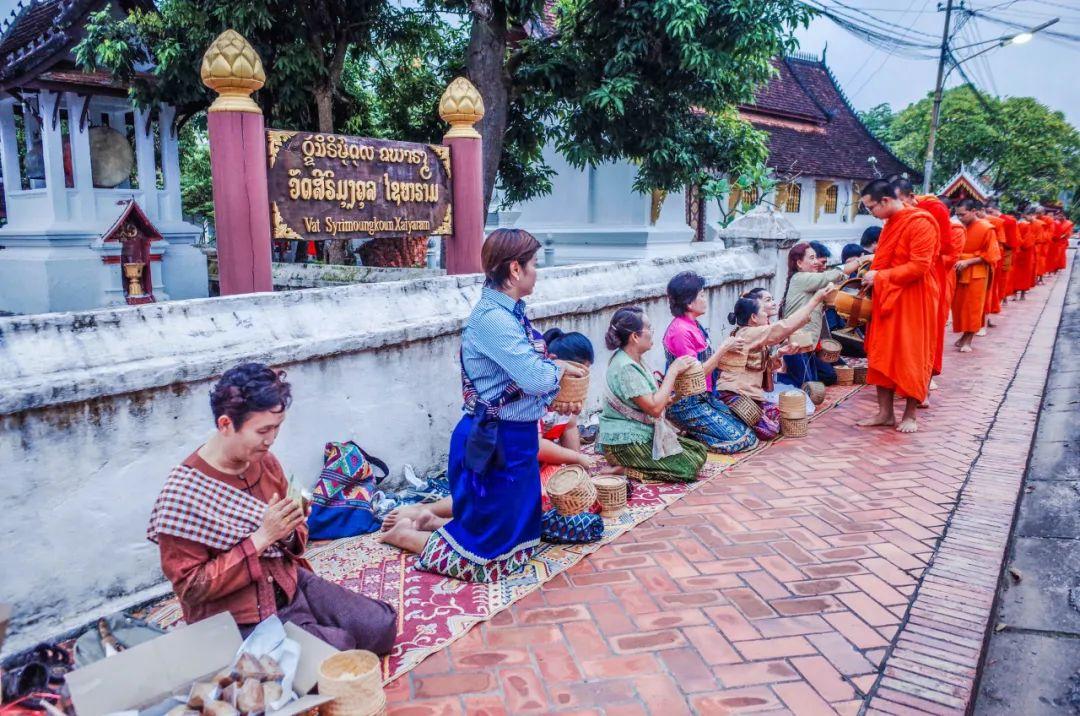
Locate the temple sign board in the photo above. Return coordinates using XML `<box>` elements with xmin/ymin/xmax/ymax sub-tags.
<box><xmin>267</xmin><ymin>131</ymin><xmax>453</xmax><ymax>242</ymax></box>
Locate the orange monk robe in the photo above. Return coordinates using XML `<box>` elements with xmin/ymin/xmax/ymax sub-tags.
<box><xmin>916</xmin><ymin>195</ymin><xmax>951</xmax><ymax>375</ymax></box>
<box><xmin>952</xmin><ymin>218</ymin><xmax>1000</xmax><ymax>334</ymax></box>
<box><xmin>1063</xmin><ymin>219</ymin><xmax>1074</xmax><ymax>267</ymax></box>
<box><xmin>1036</xmin><ymin>216</ymin><xmax>1054</xmax><ymax>277</ymax></box>
<box><xmin>865</xmin><ymin>207</ymin><xmax>938</xmax><ymax>404</ymax></box>
<box><xmin>984</xmin><ymin>216</ymin><xmax>1006</xmax><ymax>315</ymax></box>
<box><xmin>1015</xmin><ymin>220</ymin><xmax>1037</xmax><ymax>291</ymax></box>
<box><xmin>1001</xmin><ymin>214</ymin><xmax>1021</xmax><ymax>295</ymax></box>
<box><xmin>1054</xmin><ymin>219</ymin><xmax>1073</xmax><ymax>271</ymax></box>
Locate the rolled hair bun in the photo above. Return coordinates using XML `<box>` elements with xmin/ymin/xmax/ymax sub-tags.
<box><xmin>604</xmin><ymin>325</ymin><xmax>622</xmax><ymax>351</ymax></box>
<box><xmin>543</xmin><ymin>327</ymin><xmax>565</xmax><ymax>345</ymax></box>
<box><xmin>727</xmin><ymin>311</ymin><xmax>737</xmax><ymax>325</ymax></box>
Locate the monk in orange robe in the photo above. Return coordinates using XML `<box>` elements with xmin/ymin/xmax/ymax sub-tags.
<box><xmin>1057</xmin><ymin>215</ymin><xmax>1074</xmax><ymax>271</ymax></box>
<box><xmin>993</xmin><ymin>209</ymin><xmax>1021</xmax><ymax>298</ymax></box>
<box><xmin>894</xmin><ymin>181</ymin><xmax>946</xmax><ymax>387</ymax></box>
<box><xmin>1015</xmin><ymin>208</ymin><xmax>1039</xmax><ymax>296</ymax></box>
<box><xmin>952</xmin><ymin>199</ymin><xmax>1000</xmax><ymax>352</ymax></box>
<box><xmin>1036</xmin><ymin>212</ymin><xmax>1054</xmax><ymax>281</ymax></box>
<box><xmin>977</xmin><ymin>207</ymin><xmax>1005</xmax><ymax>323</ymax></box>
<box><xmin>857</xmin><ymin>179</ymin><xmax>938</xmax><ymax>433</ymax></box>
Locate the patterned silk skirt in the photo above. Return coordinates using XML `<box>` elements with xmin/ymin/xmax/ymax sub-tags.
<box><xmin>602</xmin><ymin>437</ymin><xmax>708</xmax><ymax>484</ymax></box>
<box><xmin>418</xmin><ymin>416</ymin><xmax>541</xmax><ymax>583</ymax></box>
<box><xmin>667</xmin><ymin>392</ymin><xmax>758</xmax><ymax>454</ymax></box>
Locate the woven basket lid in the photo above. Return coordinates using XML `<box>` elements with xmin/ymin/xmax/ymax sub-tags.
<box><xmin>546</xmin><ymin>464</ymin><xmax>590</xmax><ymax>495</ymax></box>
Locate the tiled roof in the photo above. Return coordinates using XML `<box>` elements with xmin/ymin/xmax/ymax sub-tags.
<box><xmin>0</xmin><ymin>0</ymin><xmax>153</xmax><ymax>91</ymax></box>
<box><xmin>742</xmin><ymin>55</ymin><xmax>918</xmax><ymax>182</ymax></box>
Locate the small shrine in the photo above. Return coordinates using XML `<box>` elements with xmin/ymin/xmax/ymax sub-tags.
<box><xmin>936</xmin><ymin>165</ymin><xmax>993</xmax><ymax>204</ymax></box>
<box><xmin>0</xmin><ymin>0</ymin><xmax>208</xmax><ymax>315</ymax></box>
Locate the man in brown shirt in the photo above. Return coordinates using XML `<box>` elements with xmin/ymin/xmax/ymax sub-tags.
<box><xmin>149</xmin><ymin>363</ymin><xmax>396</xmax><ymax>653</ymax></box>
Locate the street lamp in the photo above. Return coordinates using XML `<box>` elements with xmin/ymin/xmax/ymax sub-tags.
<box><xmin>920</xmin><ymin>13</ymin><xmax>1059</xmax><ymax>193</ymax></box>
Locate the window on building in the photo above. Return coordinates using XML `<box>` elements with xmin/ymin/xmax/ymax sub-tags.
<box><xmin>776</xmin><ymin>182</ymin><xmax>801</xmax><ymax>213</ymax></box>
<box><xmin>823</xmin><ymin>184</ymin><xmax>838</xmax><ymax>214</ymax></box>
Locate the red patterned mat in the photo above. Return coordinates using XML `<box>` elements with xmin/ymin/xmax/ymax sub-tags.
<box><xmin>146</xmin><ymin>380</ymin><xmax>865</xmax><ymax>683</ymax></box>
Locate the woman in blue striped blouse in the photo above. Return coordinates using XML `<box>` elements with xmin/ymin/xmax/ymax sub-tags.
<box><xmin>381</xmin><ymin>229</ymin><xmax>586</xmax><ymax>582</ymax></box>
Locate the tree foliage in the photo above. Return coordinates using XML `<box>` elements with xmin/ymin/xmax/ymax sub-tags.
<box><xmin>871</xmin><ymin>86</ymin><xmax>1080</xmax><ymax>214</ymax></box>
<box><xmin>74</xmin><ymin>0</ymin><xmax>814</xmax><ymax>255</ymax></box>
<box><xmin>858</xmin><ymin>103</ymin><xmax>895</xmax><ymax>145</ymax></box>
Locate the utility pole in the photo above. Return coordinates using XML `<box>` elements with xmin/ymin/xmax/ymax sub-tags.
<box><xmin>923</xmin><ymin>0</ymin><xmax>955</xmax><ymax>193</ymax></box>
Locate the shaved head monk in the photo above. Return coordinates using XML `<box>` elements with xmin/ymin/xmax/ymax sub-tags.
<box><xmin>952</xmin><ymin>199</ymin><xmax>1000</xmax><ymax>352</ymax></box>
<box><xmin>857</xmin><ymin>179</ymin><xmax>938</xmax><ymax>433</ymax></box>
<box><xmin>893</xmin><ymin>178</ymin><xmax>952</xmax><ymax>396</ymax></box>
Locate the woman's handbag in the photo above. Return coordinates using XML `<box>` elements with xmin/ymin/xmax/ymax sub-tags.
<box><xmin>307</xmin><ymin>441</ymin><xmax>390</xmax><ymax>539</ymax></box>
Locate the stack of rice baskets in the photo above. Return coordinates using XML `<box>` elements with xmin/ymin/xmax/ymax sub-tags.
<box><xmin>802</xmin><ymin>380</ymin><xmax>826</xmax><ymax>406</ymax></box>
<box><xmin>778</xmin><ymin>389</ymin><xmax>808</xmax><ymax>438</ymax></box>
<box><xmin>555</xmin><ymin>361</ymin><xmax>590</xmax><ymax>404</ymax></box>
<box><xmin>319</xmin><ymin>651</ymin><xmax>386</xmax><ymax>716</ymax></box>
<box><xmin>673</xmin><ymin>360</ymin><xmax>707</xmax><ymax>399</ymax></box>
<box><xmin>592</xmin><ymin>474</ymin><xmax>628</xmax><ymax>518</ymax></box>
<box><xmin>546</xmin><ymin>464</ymin><xmax>597</xmax><ymax>516</ymax></box>
<box><xmin>818</xmin><ymin>339</ymin><xmax>841</xmax><ymax>363</ymax></box>
<box><xmin>852</xmin><ymin>365</ymin><xmax>868</xmax><ymax>384</ymax></box>
<box><xmin>834</xmin><ymin>365</ymin><xmax>855</xmax><ymax>385</ymax></box>
<box><xmin>728</xmin><ymin>394</ymin><xmax>763</xmax><ymax>428</ymax></box>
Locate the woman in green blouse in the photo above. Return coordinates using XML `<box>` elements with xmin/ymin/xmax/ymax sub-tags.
<box><xmin>598</xmin><ymin>306</ymin><xmax>707</xmax><ymax>483</ymax></box>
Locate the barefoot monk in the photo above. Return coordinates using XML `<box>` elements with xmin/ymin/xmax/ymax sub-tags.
<box><xmin>857</xmin><ymin>180</ymin><xmax>938</xmax><ymax>433</ymax></box>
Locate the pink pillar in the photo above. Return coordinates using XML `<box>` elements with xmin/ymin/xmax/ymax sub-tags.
<box><xmin>208</xmin><ymin>111</ymin><xmax>273</xmax><ymax>294</ymax></box>
<box><xmin>444</xmin><ymin>134</ymin><xmax>484</xmax><ymax>275</ymax></box>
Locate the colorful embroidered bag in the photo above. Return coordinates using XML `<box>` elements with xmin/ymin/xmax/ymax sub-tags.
<box><xmin>541</xmin><ymin>509</ymin><xmax>603</xmax><ymax>544</ymax></box>
<box><xmin>307</xmin><ymin>441</ymin><xmax>390</xmax><ymax>539</ymax></box>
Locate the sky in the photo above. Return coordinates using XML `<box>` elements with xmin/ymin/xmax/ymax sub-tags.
<box><xmin>795</xmin><ymin>0</ymin><xmax>1080</xmax><ymax>128</ymax></box>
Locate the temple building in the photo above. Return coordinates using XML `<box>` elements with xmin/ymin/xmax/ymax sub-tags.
<box><xmin>489</xmin><ymin>52</ymin><xmax>918</xmax><ymax>263</ymax></box>
<box><xmin>0</xmin><ymin>0</ymin><xmax>207</xmax><ymax>315</ymax></box>
<box><xmin>936</xmin><ymin>165</ymin><xmax>993</xmax><ymax>204</ymax></box>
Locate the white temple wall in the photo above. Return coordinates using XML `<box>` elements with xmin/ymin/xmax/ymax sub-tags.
<box><xmin>0</xmin><ymin>248</ymin><xmax>773</xmax><ymax>654</ymax></box>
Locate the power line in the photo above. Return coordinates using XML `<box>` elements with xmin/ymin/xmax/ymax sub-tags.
<box><xmin>848</xmin><ymin>0</ymin><xmax>938</xmax><ymax>99</ymax></box>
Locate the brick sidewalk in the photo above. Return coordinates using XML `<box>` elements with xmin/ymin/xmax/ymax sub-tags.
<box><xmin>385</xmin><ymin>269</ymin><xmax>1070</xmax><ymax>716</ymax></box>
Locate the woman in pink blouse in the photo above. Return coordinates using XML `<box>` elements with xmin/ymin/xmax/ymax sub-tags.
<box><xmin>661</xmin><ymin>272</ymin><xmax>758</xmax><ymax>454</ymax></box>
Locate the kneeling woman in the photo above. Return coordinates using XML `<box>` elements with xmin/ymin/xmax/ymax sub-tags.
<box><xmin>717</xmin><ymin>285</ymin><xmax>835</xmax><ymax>440</ymax></box>
<box><xmin>599</xmin><ymin>306</ymin><xmax>708</xmax><ymax>483</ymax></box>
<box><xmin>381</xmin><ymin>229</ymin><xmax>584</xmax><ymax>582</ymax></box>
<box><xmin>662</xmin><ymin>271</ymin><xmax>757</xmax><ymax>454</ymax></box>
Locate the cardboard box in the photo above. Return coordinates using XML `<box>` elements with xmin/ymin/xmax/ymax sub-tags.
<box><xmin>66</xmin><ymin>613</ymin><xmax>336</xmax><ymax>716</ymax></box>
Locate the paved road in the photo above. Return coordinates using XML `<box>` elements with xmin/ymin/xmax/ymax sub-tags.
<box><xmin>975</xmin><ymin>259</ymin><xmax>1080</xmax><ymax>716</ymax></box>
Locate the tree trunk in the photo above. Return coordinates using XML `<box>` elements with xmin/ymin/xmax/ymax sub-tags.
<box><xmin>314</xmin><ymin>84</ymin><xmax>350</xmax><ymax>265</ymax></box>
<box><xmin>466</xmin><ymin>1</ymin><xmax>510</xmax><ymax>218</ymax></box>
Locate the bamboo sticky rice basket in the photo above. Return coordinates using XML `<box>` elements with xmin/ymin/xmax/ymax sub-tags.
<box><xmin>729</xmin><ymin>394</ymin><xmax>763</xmax><ymax>427</ymax></box>
<box><xmin>593</xmin><ymin>475</ymin><xmax>628</xmax><ymax>517</ymax></box>
<box><xmin>778</xmin><ymin>390</ymin><xmax>808</xmax><ymax>419</ymax></box>
<box><xmin>319</xmin><ymin>651</ymin><xmax>386</xmax><ymax>716</ymax></box>
<box><xmin>802</xmin><ymin>381</ymin><xmax>826</xmax><ymax>406</ymax></box>
<box><xmin>546</xmin><ymin>464</ymin><xmax>597</xmax><ymax>515</ymax></box>
<box><xmin>853</xmin><ymin>365</ymin><xmax>868</xmax><ymax>384</ymax></box>
<box><xmin>834</xmin><ymin>365</ymin><xmax>855</xmax><ymax>385</ymax></box>
<box><xmin>555</xmin><ymin>361</ymin><xmax>590</xmax><ymax>404</ymax></box>
<box><xmin>780</xmin><ymin>416</ymin><xmax>809</xmax><ymax>438</ymax></box>
<box><xmin>673</xmin><ymin>360</ymin><xmax>708</xmax><ymax>399</ymax></box>
<box><xmin>818</xmin><ymin>339</ymin><xmax>842</xmax><ymax>363</ymax></box>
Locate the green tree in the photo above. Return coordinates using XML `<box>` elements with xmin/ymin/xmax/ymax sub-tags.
<box><xmin>178</xmin><ymin>121</ymin><xmax>215</xmax><ymax>225</ymax></box>
<box><xmin>75</xmin><ymin>0</ymin><xmax>812</xmax><ymax>261</ymax></box>
<box><xmin>450</xmin><ymin>0</ymin><xmax>813</xmax><ymax>212</ymax></box>
<box><xmin>858</xmin><ymin>103</ymin><xmax>895</xmax><ymax>145</ymax></box>
<box><xmin>888</xmin><ymin>86</ymin><xmax>1002</xmax><ymax>190</ymax></box>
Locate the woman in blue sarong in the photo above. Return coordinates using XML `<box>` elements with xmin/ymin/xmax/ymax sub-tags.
<box><xmin>379</xmin><ymin>228</ymin><xmax>585</xmax><ymax>582</ymax></box>
<box><xmin>661</xmin><ymin>271</ymin><xmax>758</xmax><ymax>454</ymax></box>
